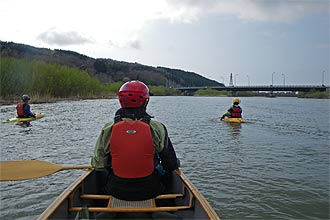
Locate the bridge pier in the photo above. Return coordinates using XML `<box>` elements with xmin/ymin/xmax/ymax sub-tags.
<box><xmin>231</xmin><ymin>90</ymin><xmax>238</xmax><ymax>96</ymax></box>
<box><xmin>183</xmin><ymin>90</ymin><xmax>195</xmax><ymax>96</ymax></box>
<box><xmin>269</xmin><ymin>90</ymin><xmax>276</xmax><ymax>98</ymax></box>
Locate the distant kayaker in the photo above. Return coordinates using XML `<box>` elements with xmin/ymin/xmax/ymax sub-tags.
<box><xmin>91</xmin><ymin>80</ymin><xmax>180</xmax><ymax>201</ymax></box>
<box><xmin>16</xmin><ymin>94</ymin><xmax>36</xmax><ymax>118</ymax></box>
<box><xmin>221</xmin><ymin>97</ymin><xmax>242</xmax><ymax>120</ymax></box>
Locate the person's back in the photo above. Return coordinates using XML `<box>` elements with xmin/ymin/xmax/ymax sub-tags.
<box><xmin>91</xmin><ymin>80</ymin><xmax>180</xmax><ymax>201</ymax></box>
<box><xmin>16</xmin><ymin>94</ymin><xmax>35</xmax><ymax>118</ymax></box>
<box><xmin>231</xmin><ymin>103</ymin><xmax>242</xmax><ymax>118</ymax></box>
<box><xmin>221</xmin><ymin>97</ymin><xmax>242</xmax><ymax>119</ymax></box>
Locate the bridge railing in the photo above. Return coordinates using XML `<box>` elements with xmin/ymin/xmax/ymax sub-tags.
<box><xmin>227</xmin><ymin>85</ymin><xmax>328</xmax><ymax>88</ymax></box>
<box><xmin>176</xmin><ymin>85</ymin><xmax>328</xmax><ymax>89</ymax></box>
<box><xmin>175</xmin><ymin>85</ymin><xmax>329</xmax><ymax>92</ymax></box>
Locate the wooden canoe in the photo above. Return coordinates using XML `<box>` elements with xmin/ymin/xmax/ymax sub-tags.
<box><xmin>37</xmin><ymin>169</ymin><xmax>220</xmax><ymax>220</ymax></box>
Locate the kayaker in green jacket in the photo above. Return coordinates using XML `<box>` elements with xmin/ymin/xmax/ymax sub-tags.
<box><xmin>221</xmin><ymin>97</ymin><xmax>242</xmax><ymax>120</ymax></box>
<box><xmin>91</xmin><ymin>80</ymin><xmax>180</xmax><ymax>201</ymax></box>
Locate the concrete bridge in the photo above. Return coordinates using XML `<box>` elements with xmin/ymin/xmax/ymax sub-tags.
<box><xmin>176</xmin><ymin>85</ymin><xmax>329</xmax><ymax>95</ymax></box>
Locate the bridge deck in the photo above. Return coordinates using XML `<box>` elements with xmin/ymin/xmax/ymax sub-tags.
<box><xmin>176</xmin><ymin>85</ymin><xmax>328</xmax><ymax>92</ymax></box>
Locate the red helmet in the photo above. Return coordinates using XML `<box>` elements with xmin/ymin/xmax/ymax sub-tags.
<box><xmin>118</xmin><ymin>80</ymin><xmax>150</xmax><ymax>108</ymax></box>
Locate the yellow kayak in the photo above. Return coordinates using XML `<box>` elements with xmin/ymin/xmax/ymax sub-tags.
<box><xmin>224</xmin><ymin>116</ymin><xmax>245</xmax><ymax>123</ymax></box>
<box><xmin>2</xmin><ymin>113</ymin><xmax>45</xmax><ymax>123</ymax></box>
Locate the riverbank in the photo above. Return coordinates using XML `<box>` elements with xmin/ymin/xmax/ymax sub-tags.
<box><xmin>297</xmin><ymin>90</ymin><xmax>330</xmax><ymax>99</ymax></box>
<box><xmin>1</xmin><ymin>90</ymin><xmax>328</xmax><ymax>106</ymax></box>
<box><xmin>0</xmin><ymin>94</ymin><xmax>117</xmax><ymax>106</ymax></box>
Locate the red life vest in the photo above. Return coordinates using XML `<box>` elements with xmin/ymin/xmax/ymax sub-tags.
<box><xmin>109</xmin><ymin>120</ymin><xmax>154</xmax><ymax>178</ymax></box>
<box><xmin>16</xmin><ymin>102</ymin><xmax>25</xmax><ymax>117</ymax></box>
<box><xmin>231</xmin><ymin>106</ymin><xmax>242</xmax><ymax>118</ymax></box>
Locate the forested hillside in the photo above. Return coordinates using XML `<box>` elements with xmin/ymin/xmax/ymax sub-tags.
<box><xmin>0</xmin><ymin>41</ymin><xmax>223</xmax><ymax>87</ymax></box>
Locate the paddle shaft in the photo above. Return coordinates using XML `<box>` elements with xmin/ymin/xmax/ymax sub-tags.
<box><xmin>61</xmin><ymin>165</ymin><xmax>93</xmax><ymax>170</ymax></box>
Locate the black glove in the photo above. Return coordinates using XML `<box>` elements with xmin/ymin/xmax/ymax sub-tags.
<box><xmin>220</xmin><ymin>116</ymin><xmax>224</xmax><ymax>120</ymax></box>
<box><xmin>32</xmin><ymin>114</ymin><xmax>36</xmax><ymax>118</ymax></box>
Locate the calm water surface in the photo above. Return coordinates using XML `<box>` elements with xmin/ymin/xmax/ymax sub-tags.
<box><xmin>0</xmin><ymin>96</ymin><xmax>329</xmax><ymax>220</ymax></box>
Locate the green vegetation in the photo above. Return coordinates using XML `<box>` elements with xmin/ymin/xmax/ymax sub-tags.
<box><xmin>102</xmin><ymin>82</ymin><xmax>122</xmax><ymax>94</ymax></box>
<box><xmin>0</xmin><ymin>58</ymin><xmax>182</xmax><ymax>103</ymax></box>
<box><xmin>297</xmin><ymin>90</ymin><xmax>330</xmax><ymax>99</ymax></box>
<box><xmin>195</xmin><ymin>88</ymin><xmax>230</xmax><ymax>96</ymax></box>
<box><xmin>149</xmin><ymin>86</ymin><xmax>180</xmax><ymax>96</ymax></box>
<box><xmin>0</xmin><ymin>57</ymin><xmax>107</xmax><ymax>99</ymax></box>
<box><xmin>235</xmin><ymin>91</ymin><xmax>259</xmax><ymax>96</ymax></box>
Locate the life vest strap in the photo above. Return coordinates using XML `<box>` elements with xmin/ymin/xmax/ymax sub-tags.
<box><xmin>113</xmin><ymin>115</ymin><xmax>151</xmax><ymax>124</ymax></box>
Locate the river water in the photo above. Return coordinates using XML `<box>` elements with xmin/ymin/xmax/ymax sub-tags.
<box><xmin>0</xmin><ymin>96</ymin><xmax>329</xmax><ymax>220</ymax></box>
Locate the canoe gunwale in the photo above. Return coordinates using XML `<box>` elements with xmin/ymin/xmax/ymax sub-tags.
<box><xmin>175</xmin><ymin>170</ymin><xmax>220</xmax><ymax>220</ymax></box>
<box><xmin>37</xmin><ymin>169</ymin><xmax>93</xmax><ymax>220</ymax></box>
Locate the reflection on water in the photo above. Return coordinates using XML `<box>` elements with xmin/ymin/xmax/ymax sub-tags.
<box><xmin>0</xmin><ymin>97</ymin><xmax>329</xmax><ymax>220</ymax></box>
<box><xmin>227</xmin><ymin>122</ymin><xmax>242</xmax><ymax>137</ymax></box>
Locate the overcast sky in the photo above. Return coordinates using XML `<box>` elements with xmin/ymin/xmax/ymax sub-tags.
<box><xmin>1</xmin><ymin>0</ymin><xmax>329</xmax><ymax>85</ymax></box>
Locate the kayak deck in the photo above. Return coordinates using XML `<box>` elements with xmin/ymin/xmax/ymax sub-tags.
<box><xmin>224</xmin><ymin>116</ymin><xmax>245</xmax><ymax>123</ymax></box>
<box><xmin>38</xmin><ymin>169</ymin><xmax>220</xmax><ymax>220</ymax></box>
<box><xmin>2</xmin><ymin>113</ymin><xmax>44</xmax><ymax>123</ymax></box>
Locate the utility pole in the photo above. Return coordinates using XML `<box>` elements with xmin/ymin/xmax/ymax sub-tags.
<box><xmin>234</xmin><ymin>74</ymin><xmax>238</xmax><ymax>86</ymax></box>
<box><xmin>246</xmin><ymin>75</ymin><xmax>250</xmax><ymax>86</ymax></box>
<box><xmin>270</xmin><ymin>72</ymin><xmax>276</xmax><ymax>97</ymax></box>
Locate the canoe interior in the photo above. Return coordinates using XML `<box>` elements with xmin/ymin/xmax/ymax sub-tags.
<box><xmin>38</xmin><ymin>170</ymin><xmax>219</xmax><ymax>220</ymax></box>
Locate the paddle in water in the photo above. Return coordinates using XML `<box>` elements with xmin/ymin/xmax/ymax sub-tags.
<box><xmin>0</xmin><ymin>160</ymin><xmax>92</xmax><ymax>181</ymax></box>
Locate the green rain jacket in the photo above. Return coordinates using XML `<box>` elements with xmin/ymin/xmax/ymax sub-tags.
<box><xmin>222</xmin><ymin>104</ymin><xmax>242</xmax><ymax>118</ymax></box>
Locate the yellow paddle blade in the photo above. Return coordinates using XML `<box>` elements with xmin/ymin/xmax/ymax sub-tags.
<box><xmin>0</xmin><ymin>160</ymin><xmax>92</xmax><ymax>181</ymax></box>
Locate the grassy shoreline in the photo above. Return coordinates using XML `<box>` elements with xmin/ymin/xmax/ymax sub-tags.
<box><xmin>0</xmin><ymin>94</ymin><xmax>117</xmax><ymax>106</ymax></box>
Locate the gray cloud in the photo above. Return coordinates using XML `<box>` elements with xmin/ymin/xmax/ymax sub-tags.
<box><xmin>108</xmin><ymin>39</ymin><xmax>142</xmax><ymax>50</ymax></box>
<box><xmin>218</xmin><ymin>0</ymin><xmax>329</xmax><ymax>23</ymax></box>
<box><xmin>38</xmin><ymin>30</ymin><xmax>91</xmax><ymax>46</ymax></box>
<box><xmin>128</xmin><ymin>40</ymin><xmax>142</xmax><ymax>50</ymax></box>
<box><xmin>165</xmin><ymin>0</ymin><xmax>329</xmax><ymax>23</ymax></box>
<box><xmin>166</xmin><ymin>0</ymin><xmax>217</xmax><ymax>9</ymax></box>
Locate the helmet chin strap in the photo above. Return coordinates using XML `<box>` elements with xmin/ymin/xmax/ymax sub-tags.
<box><xmin>143</xmin><ymin>99</ymin><xmax>149</xmax><ymax>109</ymax></box>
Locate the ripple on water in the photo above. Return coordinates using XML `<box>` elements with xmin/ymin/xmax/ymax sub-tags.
<box><xmin>1</xmin><ymin>97</ymin><xmax>329</xmax><ymax>220</ymax></box>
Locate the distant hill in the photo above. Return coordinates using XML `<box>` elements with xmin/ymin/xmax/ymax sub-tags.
<box><xmin>0</xmin><ymin>41</ymin><xmax>223</xmax><ymax>87</ymax></box>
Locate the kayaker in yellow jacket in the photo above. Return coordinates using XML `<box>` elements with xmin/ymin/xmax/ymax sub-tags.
<box><xmin>221</xmin><ymin>97</ymin><xmax>242</xmax><ymax>120</ymax></box>
<box><xmin>91</xmin><ymin>80</ymin><xmax>180</xmax><ymax>201</ymax></box>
